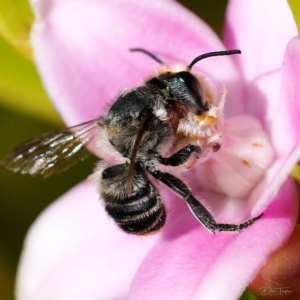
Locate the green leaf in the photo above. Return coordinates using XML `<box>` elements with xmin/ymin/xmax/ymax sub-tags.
<box><xmin>0</xmin><ymin>0</ymin><xmax>62</xmax><ymax>125</ymax></box>
<box><xmin>0</xmin><ymin>0</ymin><xmax>34</xmax><ymax>60</ymax></box>
<box><xmin>0</xmin><ymin>37</ymin><xmax>63</xmax><ymax>126</ymax></box>
<box><xmin>0</xmin><ymin>247</ymin><xmax>14</xmax><ymax>300</ymax></box>
<box><xmin>291</xmin><ymin>164</ymin><xmax>300</xmax><ymax>182</ymax></box>
<box><xmin>288</xmin><ymin>0</ymin><xmax>300</xmax><ymax>34</ymax></box>
<box><xmin>239</xmin><ymin>289</ymin><xmax>257</xmax><ymax>300</ymax></box>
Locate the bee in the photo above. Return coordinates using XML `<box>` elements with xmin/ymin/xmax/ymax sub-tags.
<box><xmin>0</xmin><ymin>49</ymin><xmax>262</xmax><ymax>235</ymax></box>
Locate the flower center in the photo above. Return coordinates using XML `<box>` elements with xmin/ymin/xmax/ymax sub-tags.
<box><xmin>173</xmin><ymin>71</ymin><xmax>277</xmax><ymax>199</ymax></box>
<box><xmin>195</xmin><ymin>114</ymin><xmax>275</xmax><ymax>198</ymax></box>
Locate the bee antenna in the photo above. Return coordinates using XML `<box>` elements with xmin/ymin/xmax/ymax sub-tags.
<box><xmin>130</xmin><ymin>48</ymin><xmax>165</xmax><ymax>65</ymax></box>
<box><xmin>187</xmin><ymin>49</ymin><xmax>241</xmax><ymax>70</ymax></box>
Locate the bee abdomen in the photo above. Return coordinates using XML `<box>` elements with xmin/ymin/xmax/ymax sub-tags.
<box><xmin>105</xmin><ymin>185</ymin><xmax>166</xmax><ymax>235</ymax></box>
<box><xmin>116</xmin><ymin>203</ymin><xmax>166</xmax><ymax>235</ymax></box>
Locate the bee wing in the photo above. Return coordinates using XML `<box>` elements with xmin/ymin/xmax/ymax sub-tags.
<box><xmin>0</xmin><ymin>118</ymin><xmax>102</xmax><ymax>177</ymax></box>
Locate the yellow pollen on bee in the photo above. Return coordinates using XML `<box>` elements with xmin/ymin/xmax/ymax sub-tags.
<box><xmin>194</xmin><ymin>115</ymin><xmax>216</xmax><ymax>126</ymax></box>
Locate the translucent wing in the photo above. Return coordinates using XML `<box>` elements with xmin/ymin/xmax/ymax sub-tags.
<box><xmin>0</xmin><ymin>118</ymin><xmax>102</xmax><ymax>177</ymax></box>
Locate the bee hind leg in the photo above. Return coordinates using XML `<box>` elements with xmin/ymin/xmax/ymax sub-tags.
<box><xmin>147</xmin><ymin>168</ymin><xmax>262</xmax><ymax>233</ymax></box>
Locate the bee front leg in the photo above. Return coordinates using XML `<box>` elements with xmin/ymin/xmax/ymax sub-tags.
<box><xmin>149</xmin><ymin>144</ymin><xmax>201</xmax><ymax>167</ymax></box>
<box><xmin>147</xmin><ymin>168</ymin><xmax>262</xmax><ymax>233</ymax></box>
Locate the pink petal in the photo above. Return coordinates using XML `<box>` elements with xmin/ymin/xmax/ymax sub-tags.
<box><xmin>16</xmin><ymin>181</ymin><xmax>160</xmax><ymax>300</ymax></box>
<box><xmin>30</xmin><ymin>0</ymin><xmax>244</xmax><ymax>126</ymax></box>
<box><xmin>128</xmin><ymin>178</ymin><xmax>298</xmax><ymax>300</ymax></box>
<box><xmin>19</xmin><ymin>2</ymin><xmax>300</xmax><ymax>300</ymax></box>
<box><xmin>224</xmin><ymin>4</ymin><xmax>300</xmax><ymax>213</ymax></box>
<box><xmin>252</xmin><ymin>142</ymin><xmax>300</xmax><ymax>215</ymax></box>
<box><xmin>223</xmin><ymin>0</ymin><xmax>297</xmax><ymax>147</ymax></box>
<box><xmin>251</xmin><ymin>37</ymin><xmax>300</xmax><ymax>212</ymax></box>
<box><xmin>273</xmin><ymin>36</ymin><xmax>300</xmax><ymax>155</ymax></box>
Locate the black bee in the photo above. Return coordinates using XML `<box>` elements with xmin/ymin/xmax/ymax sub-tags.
<box><xmin>0</xmin><ymin>49</ymin><xmax>262</xmax><ymax>235</ymax></box>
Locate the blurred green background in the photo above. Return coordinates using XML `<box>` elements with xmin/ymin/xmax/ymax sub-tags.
<box><xmin>0</xmin><ymin>1</ymin><xmax>298</xmax><ymax>300</ymax></box>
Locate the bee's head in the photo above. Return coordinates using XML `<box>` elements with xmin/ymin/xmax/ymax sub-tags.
<box><xmin>154</xmin><ymin>70</ymin><xmax>207</xmax><ymax>115</ymax></box>
<box><xmin>130</xmin><ymin>48</ymin><xmax>241</xmax><ymax>116</ymax></box>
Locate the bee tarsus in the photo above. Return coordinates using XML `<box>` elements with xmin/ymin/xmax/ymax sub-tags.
<box><xmin>148</xmin><ymin>168</ymin><xmax>263</xmax><ymax>233</ymax></box>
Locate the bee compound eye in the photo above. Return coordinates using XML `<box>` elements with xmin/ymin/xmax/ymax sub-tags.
<box><xmin>175</xmin><ymin>72</ymin><xmax>206</xmax><ymax>112</ymax></box>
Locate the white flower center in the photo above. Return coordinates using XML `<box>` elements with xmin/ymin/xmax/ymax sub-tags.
<box><xmin>195</xmin><ymin>114</ymin><xmax>274</xmax><ymax>198</ymax></box>
<box><xmin>173</xmin><ymin>72</ymin><xmax>276</xmax><ymax>199</ymax></box>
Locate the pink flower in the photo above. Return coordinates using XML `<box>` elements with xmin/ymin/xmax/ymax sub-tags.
<box><xmin>16</xmin><ymin>0</ymin><xmax>300</xmax><ymax>299</ymax></box>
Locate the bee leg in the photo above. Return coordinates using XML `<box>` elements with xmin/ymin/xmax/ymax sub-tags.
<box><xmin>149</xmin><ymin>144</ymin><xmax>201</xmax><ymax>167</ymax></box>
<box><xmin>147</xmin><ymin>168</ymin><xmax>262</xmax><ymax>233</ymax></box>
